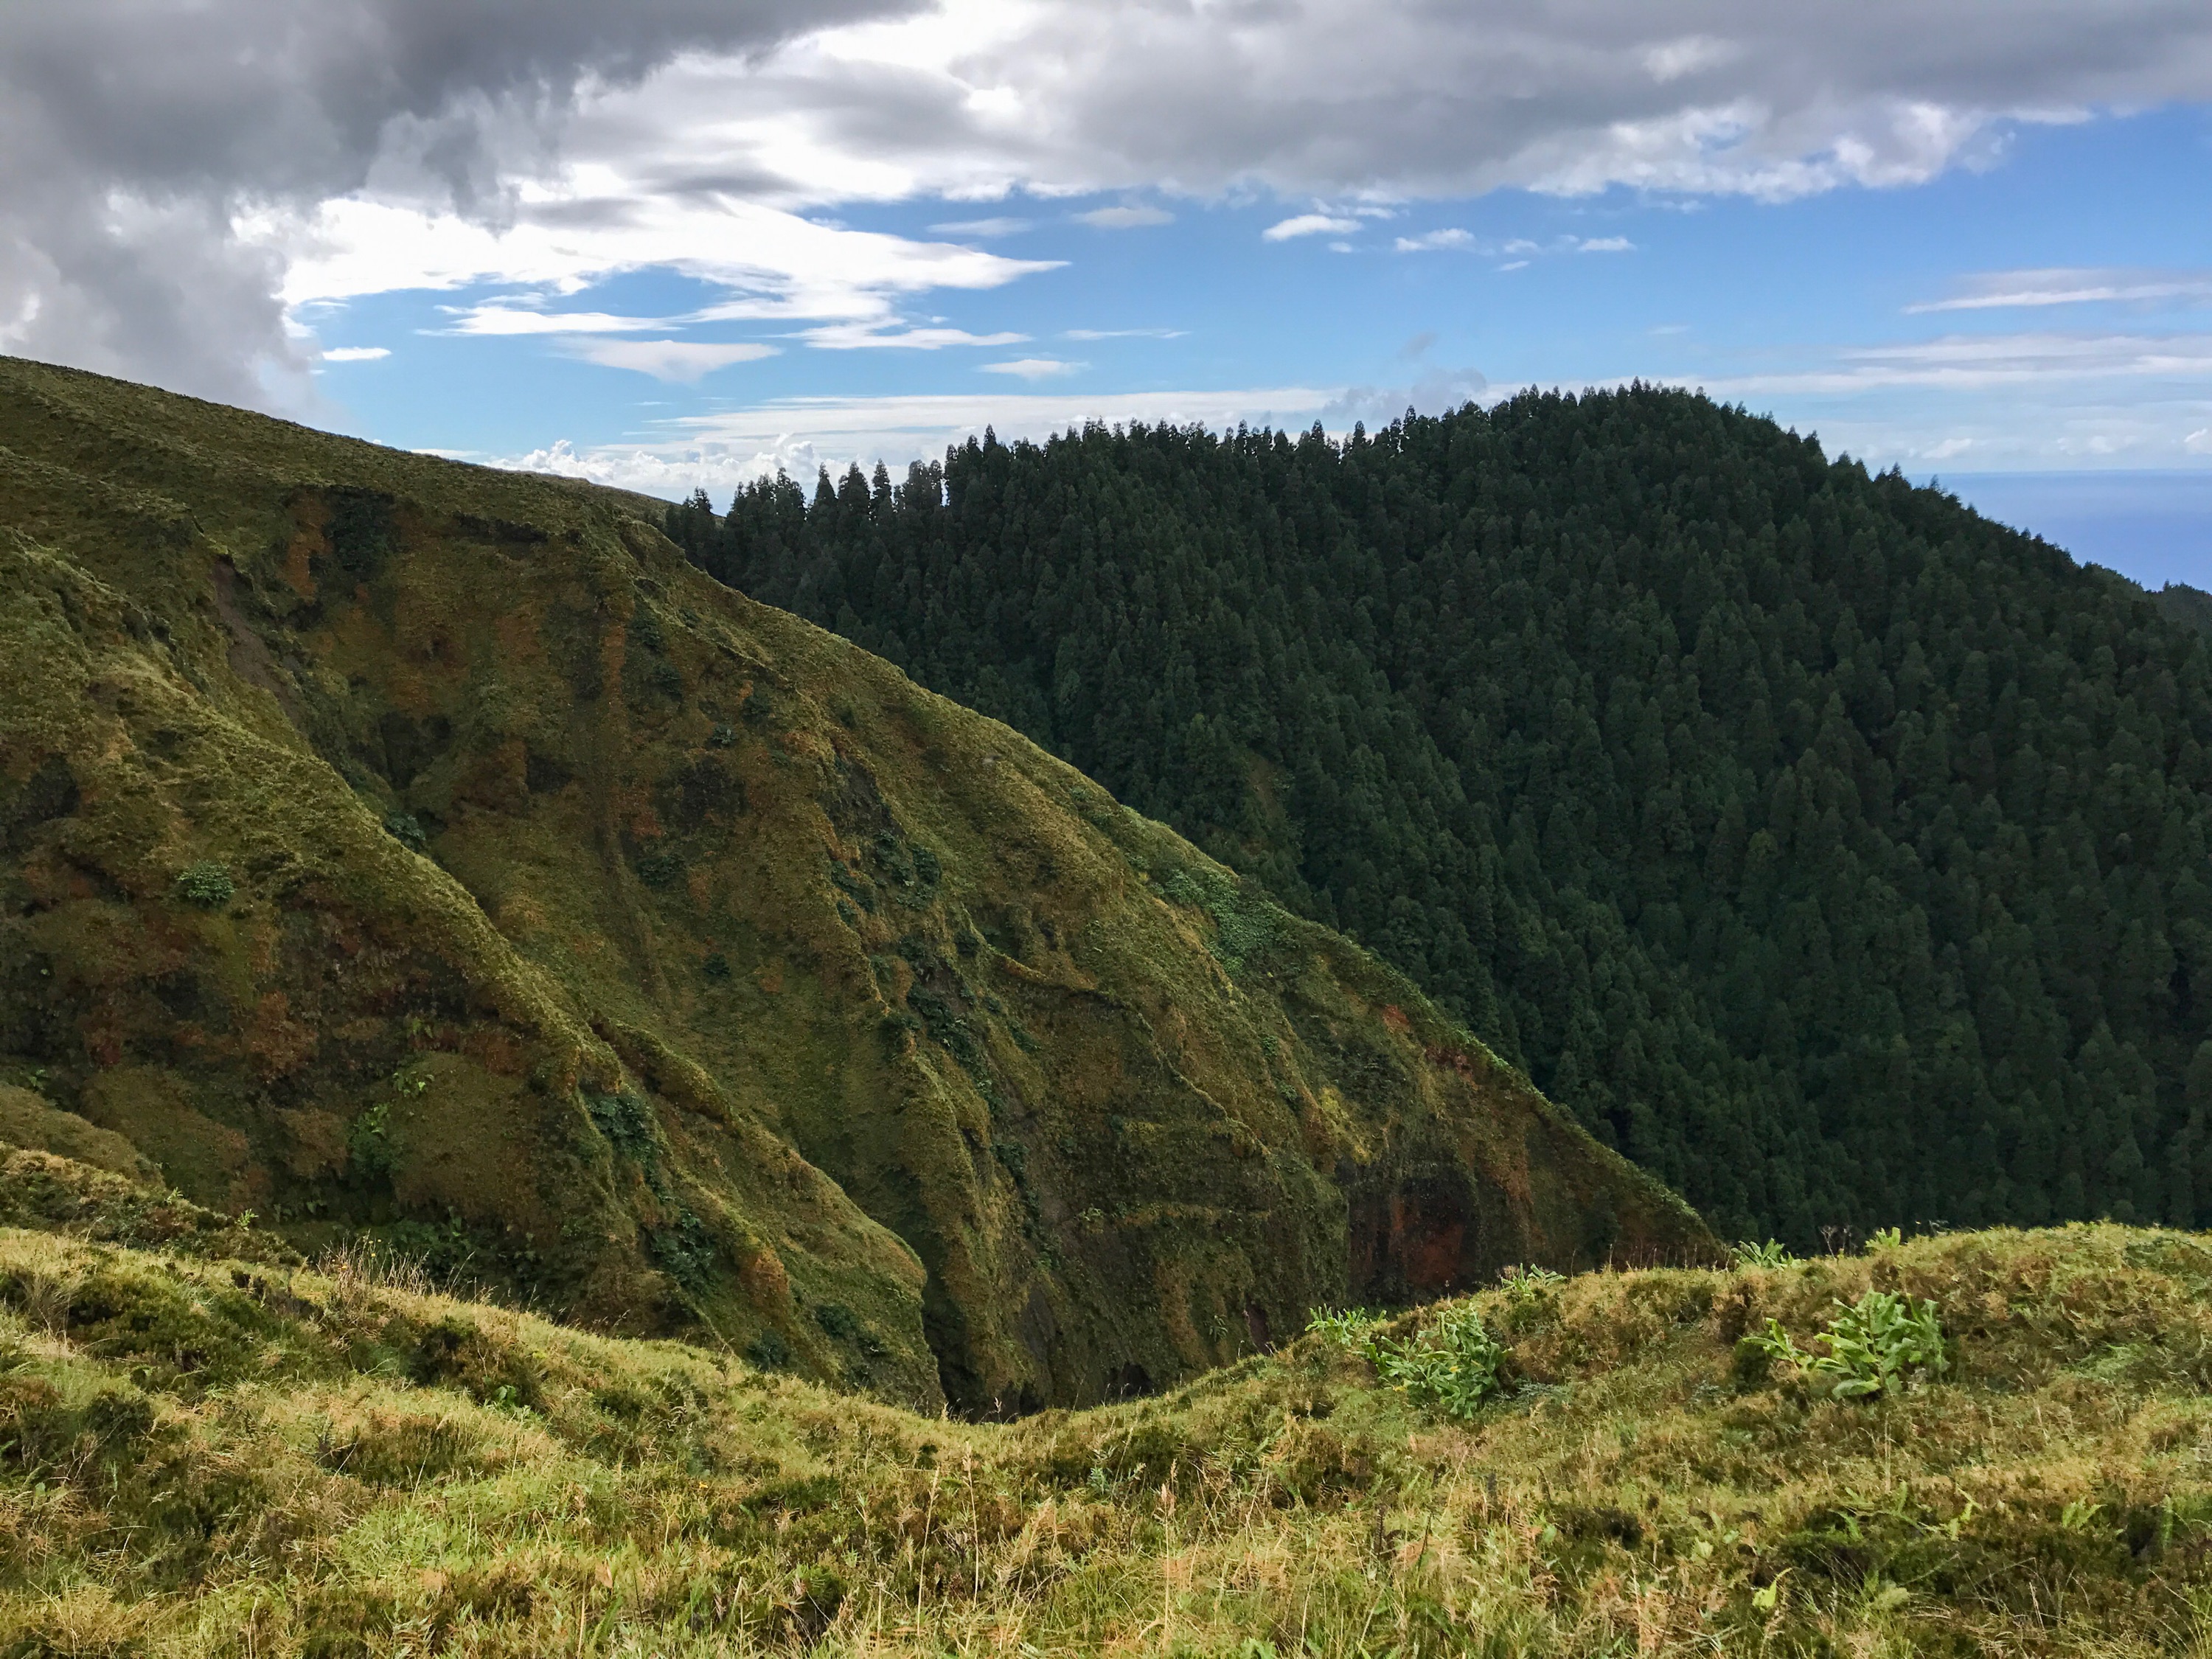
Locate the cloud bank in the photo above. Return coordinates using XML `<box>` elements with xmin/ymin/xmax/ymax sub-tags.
<box><xmin>7</xmin><ymin>1</ymin><xmax>2212</xmax><ymax>403</ymax></box>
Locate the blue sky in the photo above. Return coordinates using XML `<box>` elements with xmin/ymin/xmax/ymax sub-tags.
<box><xmin>7</xmin><ymin>1</ymin><xmax>2212</xmax><ymax>585</ymax></box>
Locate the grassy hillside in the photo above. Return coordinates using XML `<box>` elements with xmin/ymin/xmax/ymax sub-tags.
<box><xmin>4</xmin><ymin>1147</ymin><xmax>2210</xmax><ymax>1656</ymax></box>
<box><xmin>0</xmin><ymin>355</ymin><xmax>1705</xmax><ymax>1416</ymax></box>
<box><xmin>683</xmin><ymin>396</ymin><xmax>2212</xmax><ymax>1247</ymax></box>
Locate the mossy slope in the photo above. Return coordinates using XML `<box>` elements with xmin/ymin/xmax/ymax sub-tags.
<box><xmin>0</xmin><ymin>355</ymin><xmax>1708</xmax><ymax>1411</ymax></box>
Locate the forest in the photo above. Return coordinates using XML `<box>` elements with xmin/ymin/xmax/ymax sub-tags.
<box><xmin>667</xmin><ymin>385</ymin><xmax>2212</xmax><ymax>1246</ymax></box>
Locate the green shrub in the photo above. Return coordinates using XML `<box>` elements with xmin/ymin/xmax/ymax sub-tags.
<box><xmin>1753</xmin><ymin>1290</ymin><xmax>1949</xmax><ymax>1399</ymax></box>
<box><xmin>635</xmin><ymin>847</ymin><xmax>684</xmax><ymax>887</ymax></box>
<box><xmin>1310</xmin><ymin>1302</ymin><xmax>1506</xmax><ymax>1421</ymax></box>
<box><xmin>175</xmin><ymin>860</ymin><xmax>234</xmax><ymax>908</ymax></box>
<box><xmin>1373</xmin><ymin>1304</ymin><xmax>1506</xmax><ymax>1421</ymax></box>
<box><xmin>1500</xmin><ymin>1264</ymin><xmax>1564</xmax><ymax>1306</ymax></box>
<box><xmin>382</xmin><ymin>811</ymin><xmax>428</xmax><ymax>851</ymax></box>
<box><xmin>585</xmin><ymin>1091</ymin><xmax>655</xmax><ymax>1162</ymax></box>
<box><xmin>647</xmin><ymin>1212</ymin><xmax>716</xmax><ymax>1290</ymax></box>
<box><xmin>1731</xmin><ymin>1239</ymin><xmax>1795</xmax><ymax>1268</ymax></box>
<box><xmin>347</xmin><ymin>1099</ymin><xmax>396</xmax><ymax>1180</ymax></box>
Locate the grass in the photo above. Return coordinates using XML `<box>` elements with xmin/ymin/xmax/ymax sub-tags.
<box><xmin>0</xmin><ymin>350</ymin><xmax>1709</xmax><ymax>1417</ymax></box>
<box><xmin>5</xmin><ymin>1189</ymin><xmax>2212</xmax><ymax>1656</ymax></box>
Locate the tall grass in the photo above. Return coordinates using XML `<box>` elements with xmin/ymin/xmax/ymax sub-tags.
<box><xmin>6</xmin><ymin>1220</ymin><xmax>2212</xmax><ymax>1655</ymax></box>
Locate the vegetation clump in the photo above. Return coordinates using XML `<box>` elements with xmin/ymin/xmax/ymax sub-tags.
<box><xmin>1752</xmin><ymin>1287</ymin><xmax>1951</xmax><ymax>1399</ymax></box>
<box><xmin>1310</xmin><ymin>1301</ymin><xmax>1506</xmax><ymax>1422</ymax></box>
<box><xmin>172</xmin><ymin>860</ymin><xmax>233</xmax><ymax>908</ymax></box>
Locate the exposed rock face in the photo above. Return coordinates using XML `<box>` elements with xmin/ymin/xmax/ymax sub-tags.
<box><xmin>0</xmin><ymin>355</ymin><xmax>1714</xmax><ymax>1412</ymax></box>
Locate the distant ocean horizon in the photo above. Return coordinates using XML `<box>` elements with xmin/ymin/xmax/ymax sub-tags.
<box><xmin>1924</xmin><ymin>470</ymin><xmax>2212</xmax><ymax>593</ymax></box>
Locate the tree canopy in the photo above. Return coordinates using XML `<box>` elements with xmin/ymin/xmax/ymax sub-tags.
<box><xmin>668</xmin><ymin>386</ymin><xmax>2212</xmax><ymax>1246</ymax></box>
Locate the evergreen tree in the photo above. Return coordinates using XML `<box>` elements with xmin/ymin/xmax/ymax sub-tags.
<box><xmin>671</xmin><ymin>386</ymin><xmax>2212</xmax><ymax>1245</ymax></box>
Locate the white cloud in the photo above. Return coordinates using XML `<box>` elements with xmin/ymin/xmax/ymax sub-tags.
<box><xmin>17</xmin><ymin>0</ymin><xmax>2212</xmax><ymax>404</ymax></box>
<box><xmin>981</xmin><ymin>356</ymin><xmax>1082</xmax><ymax>378</ymax></box>
<box><xmin>1064</xmin><ymin>327</ymin><xmax>1186</xmax><ymax>340</ymax></box>
<box><xmin>1641</xmin><ymin>36</ymin><xmax>1742</xmax><ymax>84</ymax></box>
<box><xmin>1072</xmin><ymin>203</ymin><xmax>1172</xmax><ymax>229</ymax></box>
<box><xmin>1576</xmin><ymin>236</ymin><xmax>1635</xmax><ymax>253</ymax></box>
<box><xmin>489</xmin><ymin>383</ymin><xmax>1341</xmax><ymax>496</ymax></box>
<box><xmin>439</xmin><ymin>305</ymin><xmax>672</xmax><ymax>335</ymax></box>
<box><xmin>320</xmin><ymin>345</ymin><xmax>389</xmax><ymax>361</ymax></box>
<box><xmin>1394</xmin><ymin>229</ymin><xmax>1475</xmax><ymax>252</ymax></box>
<box><xmin>265</xmin><ymin>195</ymin><xmax>1060</xmax><ymax>326</ymax></box>
<box><xmin>801</xmin><ymin>323</ymin><xmax>1027</xmax><ymax>349</ymax></box>
<box><xmin>712</xmin><ymin>0</ymin><xmax>2212</xmax><ymax>209</ymax></box>
<box><xmin>562</xmin><ymin>339</ymin><xmax>778</xmax><ymax>381</ymax></box>
<box><xmin>1700</xmin><ymin>331</ymin><xmax>2212</xmax><ymax>395</ymax></box>
<box><xmin>2188</xmin><ymin>428</ymin><xmax>2212</xmax><ymax>455</ymax></box>
<box><xmin>928</xmin><ymin>216</ymin><xmax>1032</xmax><ymax>237</ymax></box>
<box><xmin>1907</xmin><ymin>268</ymin><xmax>2212</xmax><ymax>313</ymax></box>
<box><xmin>1322</xmin><ymin>367</ymin><xmax>1492</xmax><ymax>429</ymax></box>
<box><xmin>1265</xmin><ymin>214</ymin><xmax>1361</xmax><ymax>241</ymax></box>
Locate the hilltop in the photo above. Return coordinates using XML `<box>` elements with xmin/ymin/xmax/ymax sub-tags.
<box><xmin>1</xmin><ymin>1145</ymin><xmax>2208</xmax><ymax>1655</ymax></box>
<box><xmin>0</xmin><ymin>355</ymin><xmax>1704</xmax><ymax>1414</ymax></box>
<box><xmin>678</xmin><ymin>394</ymin><xmax>2212</xmax><ymax>1247</ymax></box>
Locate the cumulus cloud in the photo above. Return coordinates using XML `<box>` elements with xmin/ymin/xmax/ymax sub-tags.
<box><xmin>730</xmin><ymin>0</ymin><xmax>2212</xmax><ymax>206</ymax></box>
<box><xmin>14</xmin><ymin>0</ymin><xmax>2212</xmax><ymax>402</ymax></box>
<box><xmin>0</xmin><ymin>0</ymin><xmax>908</xmax><ymax>406</ymax></box>
<box><xmin>321</xmin><ymin>345</ymin><xmax>392</xmax><ymax>362</ymax></box>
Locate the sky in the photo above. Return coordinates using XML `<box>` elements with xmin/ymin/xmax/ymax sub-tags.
<box><xmin>4</xmin><ymin>1</ymin><xmax>2211</xmax><ymax>588</ymax></box>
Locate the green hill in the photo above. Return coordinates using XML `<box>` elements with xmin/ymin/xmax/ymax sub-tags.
<box><xmin>2</xmin><ymin>1147</ymin><xmax>2207</xmax><ymax>1656</ymax></box>
<box><xmin>677</xmin><ymin>394</ymin><xmax>2212</xmax><ymax>1246</ymax></box>
<box><xmin>0</xmin><ymin>355</ymin><xmax>1705</xmax><ymax>1416</ymax></box>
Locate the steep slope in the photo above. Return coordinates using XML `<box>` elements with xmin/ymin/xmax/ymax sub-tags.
<box><xmin>681</xmin><ymin>396</ymin><xmax>2212</xmax><ymax>1245</ymax></box>
<box><xmin>0</xmin><ymin>355</ymin><xmax>1707</xmax><ymax>1413</ymax></box>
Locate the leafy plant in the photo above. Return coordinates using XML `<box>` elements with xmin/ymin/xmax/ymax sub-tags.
<box><xmin>1866</xmin><ymin>1227</ymin><xmax>1904</xmax><ymax>1252</ymax></box>
<box><xmin>585</xmin><ymin>1090</ymin><xmax>655</xmax><ymax>1163</ymax></box>
<box><xmin>1500</xmin><ymin>1264</ymin><xmax>1565</xmax><ymax>1307</ymax></box>
<box><xmin>1311</xmin><ymin>1304</ymin><xmax>1506</xmax><ymax>1422</ymax></box>
<box><xmin>174</xmin><ymin>860</ymin><xmax>234</xmax><ymax>908</ymax></box>
<box><xmin>382</xmin><ymin>811</ymin><xmax>428</xmax><ymax>852</ymax></box>
<box><xmin>347</xmin><ymin>1099</ymin><xmax>397</xmax><ymax>1180</ymax></box>
<box><xmin>1752</xmin><ymin>1290</ymin><xmax>1949</xmax><ymax>1400</ymax></box>
<box><xmin>1732</xmin><ymin>1239</ymin><xmax>1795</xmax><ymax>1269</ymax></box>
<box><xmin>1306</xmin><ymin>1307</ymin><xmax>1383</xmax><ymax>1349</ymax></box>
<box><xmin>1375</xmin><ymin>1304</ymin><xmax>1506</xmax><ymax>1421</ymax></box>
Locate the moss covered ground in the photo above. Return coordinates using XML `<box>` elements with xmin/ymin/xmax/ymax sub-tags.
<box><xmin>0</xmin><ymin>1150</ymin><xmax>2207</xmax><ymax>1657</ymax></box>
<box><xmin>0</xmin><ymin>354</ymin><xmax>1707</xmax><ymax>1413</ymax></box>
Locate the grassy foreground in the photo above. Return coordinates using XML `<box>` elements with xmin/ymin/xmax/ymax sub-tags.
<box><xmin>4</xmin><ymin>1165</ymin><xmax>2211</xmax><ymax>1657</ymax></box>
